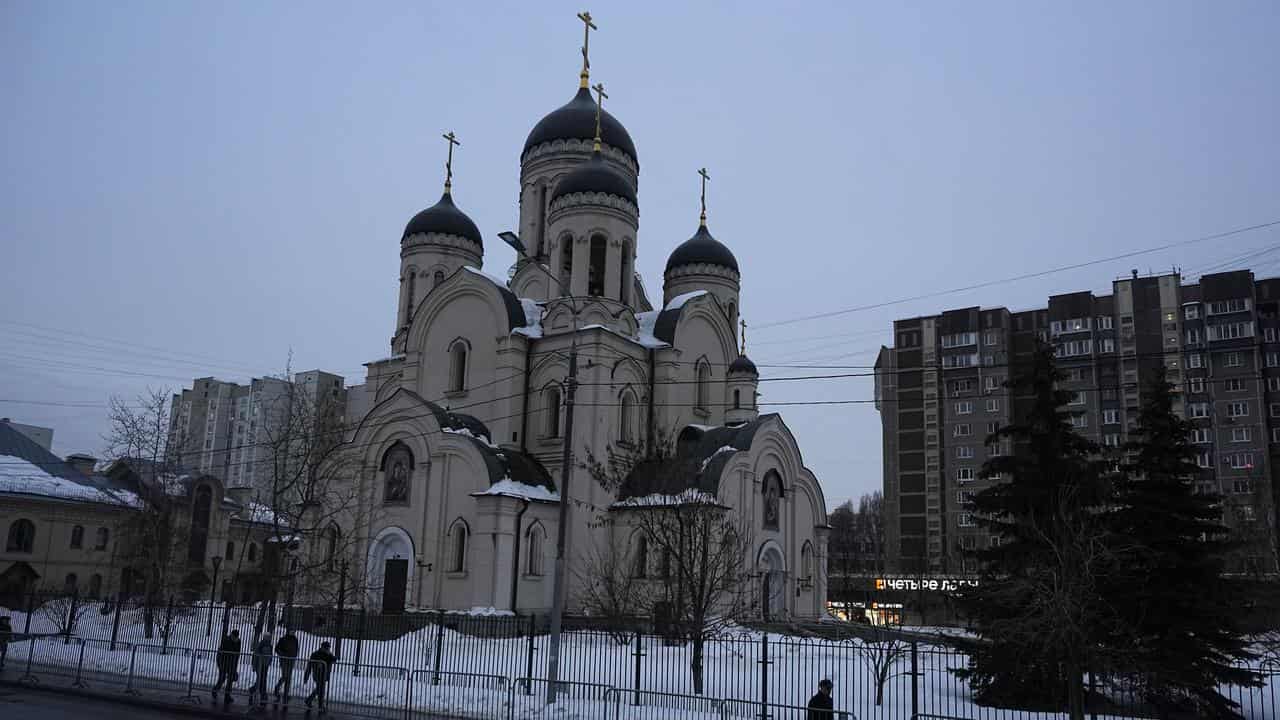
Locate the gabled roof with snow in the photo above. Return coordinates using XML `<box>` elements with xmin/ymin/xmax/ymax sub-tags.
<box><xmin>0</xmin><ymin>422</ymin><xmax>140</xmax><ymax>507</ymax></box>
<box><xmin>614</xmin><ymin>415</ymin><xmax>777</xmax><ymax>503</ymax></box>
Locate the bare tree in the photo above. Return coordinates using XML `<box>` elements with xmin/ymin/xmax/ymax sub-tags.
<box><xmin>573</xmin><ymin>527</ymin><xmax>646</xmax><ymax>644</ymax></box>
<box><xmin>103</xmin><ymin>387</ymin><xmax>192</xmax><ymax>638</ymax></box>
<box><xmin>861</xmin><ymin>617</ymin><xmax>910</xmax><ymax>706</ymax></box>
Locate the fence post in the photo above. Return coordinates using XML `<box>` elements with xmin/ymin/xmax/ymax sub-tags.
<box><xmin>64</xmin><ymin>588</ymin><xmax>79</xmax><ymax>644</ymax></box>
<box><xmin>109</xmin><ymin>590</ymin><xmax>124</xmax><ymax>652</ymax></box>
<box><xmin>910</xmin><ymin>640</ymin><xmax>919</xmax><ymax>720</ymax></box>
<box><xmin>353</xmin><ymin>608</ymin><xmax>366</xmax><ymax>677</ymax></box>
<box><xmin>757</xmin><ymin>633</ymin><xmax>771</xmax><ymax>720</ymax></box>
<box><xmin>1088</xmin><ymin>668</ymin><xmax>1097</xmax><ymax>720</ymax></box>
<box><xmin>161</xmin><ymin>596</ymin><xmax>174</xmax><ymax>655</ymax></box>
<box><xmin>431</xmin><ymin>612</ymin><xmax>445</xmax><ymax>685</ymax></box>
<box><xmin>125</xmin><ymin>644</ymin><xmax>141</xmax><ymax>695</ymax></box>
<box><xmin>632</xmin><ymin>630</ymin><xmax>644</xmax><ymax>707</ymax></box>
<box><xmin>73</xmin><ymin>639</ymin><xmax>88</xmax><ymax>688</ymax></box>
<box><xmin>220</xmin><ymin>600</ymin><xmax>231</xmax><ymax>641</ymax></box>
<box><xmin>23</xmin><ymin>587</ymin><xmax>35</xmax><ymax>635</ymax></box>
<box><xmin>181</xmin><ymin>652</ymin><xmax>200</xmax><ymax>704</ymax></box>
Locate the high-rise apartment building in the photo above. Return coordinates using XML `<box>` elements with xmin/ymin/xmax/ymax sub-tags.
<box><xmin>876</xmin><ymin>269</ymin><xmax>1279</xmax><ymax>575</ymax></box>
<box><xmin>169</xmin><ymin>370</ymin><xmax>348</xmax><ymax>489</ymax></box>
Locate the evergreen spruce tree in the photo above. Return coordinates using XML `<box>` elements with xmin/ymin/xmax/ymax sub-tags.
<box><xmin>958</xmin><ymin>344</ymin><xmax>1115</xmax><ymax>720</ymax></box>
<box><xmin>1103</xmin><ymin>367</ymin><xmax>1260</xmax><ymax>718</ymax></box>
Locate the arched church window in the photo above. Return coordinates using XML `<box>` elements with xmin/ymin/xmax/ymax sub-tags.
<box><xmin>188</xmin><ymin>485</ymin><xmax>212</xmax><ymax>563</ymax></box>
<box><xmin>801</xmin><ymin>541</ymin><xmax>814</xmax><ymax>583</ymax></box>
<box><xmin>88</xmin><ymin>573</ymin><xmax>102</xmax><ymax>599</ymax></box>
<box><xmin>526</xmin><ymin>524</ymin><xmax>545</xmax><ymax>576</ymax></box>
<box><xmin>449</xmin><ymin>340</ymin><xmax>469</xmax><ymax>392</ymax></box>
<box><xmin>559</xmin><ymin>234</ymin><xmax>573</xmax><ymax>295</ymax></box>
<box><xmin>448</xmin><ymin>519</ymin><xmax>468</xmax><ymax>573</ymax></box>
<box><xmin>544</xmin><ymin>385</ymin><xmax>562</xmax><ymax>438</ymax></box>
<box><xmin>587</xmin><ymin>234</ymin><xmax>607</xmax><ymax>297</ymax></box>
<box><xmin>620</xmin><ymin>241</ymin><xmax>632</xmax><ymax>304</ymax></box>
<box><xmin>325</xmin><ymin>525</ymin><xmax>339</xmax><ymax>571</ymax></box>
<box><xmin>381</xmin><ymin>442</ymin><xmax>414</xmax><ymax>504</ymax></box>
<box><xmin>762</xmin><ymin>471</ymin><xmax>782</xmax><ymax>530</ymax></box>
<box><xmin>728</xmin><ymin>300</ymin><xmax>736</xmax><ymax>326</ymax></box>
<box><xmin>64</xmin><ymin>573</ymin><xmax>78</xmax><ymax>594</ymax></box>
<box><xmin>248</xmin><ymin>542</ymin><xmax>258</xmax><ymax>563</ymax></box>
<box><xmin>95</xmin><ymin>527</ymin><xmax>109</xmax><ymax>550</ymax></box>
<box><xmin>619</xmin><ymin>390</ymin><xmax>635</xmax><ymax>444</ymax></box>
<box><xmin>733</xmin><ymin>389</ymin><xmax>741</xmax><ymax>410</ymax></box>
<box><xmin>632</xmin><ymin>534</ymin><xmax>648</xmax><ymax>578</ymax></box>
<box><xmin>70</xmin><ymin>525</ymin><xmax>84</xmax><ymax>549</ymax></box>
<box><xmin>226</xmin><ymin>541</ymin><xmax>235</xmax><ymax>561</ymax></box>
<box><xmin>695</xmin><ymin>360</ymin><xmax>711</xmax><ymax>412</ymax></box>
<box><xmin>433</xmin><ymin>270</ymin><xmax>445</xmax><ymax>288</ymax></box>
<box><xmin>406</xmin><ymin>267</ymin><xmax>417</xmax><ymax>321</ymax></box>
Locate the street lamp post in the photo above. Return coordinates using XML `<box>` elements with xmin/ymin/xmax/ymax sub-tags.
<box><xmin>206</xmin><ymin>555</ymin><xmax>222</xmax><ymax>637</ymax></box>
<box><xmin>499</xmin><ymin>231</ymin><xmax>580</xmax><ymax>705</ymax></box>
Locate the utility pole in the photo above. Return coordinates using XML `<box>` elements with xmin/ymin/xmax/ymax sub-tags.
<box><xmin>544</xmin><ymin>334</ymin><xmax>578</xmax><ymax>705</ymax></box>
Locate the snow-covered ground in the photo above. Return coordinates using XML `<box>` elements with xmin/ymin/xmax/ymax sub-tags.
<box><xmin>2</xmin><ymin>601</ymin><xmax>1274</xmax><ymax>720</ymax></box>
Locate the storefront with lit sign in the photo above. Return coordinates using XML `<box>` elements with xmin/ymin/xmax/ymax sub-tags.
<box><xmin>827</xmin><ymin>575</ymin><xmax>979</xmax><ymax>627</ymax></box>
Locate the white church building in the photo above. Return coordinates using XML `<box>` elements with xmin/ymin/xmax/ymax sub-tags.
<box><xmin>338</xmin><ymin>43</ymin><xmax>830</xmax><ymax>621</ymax></box>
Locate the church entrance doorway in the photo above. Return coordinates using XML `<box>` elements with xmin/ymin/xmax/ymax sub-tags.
<box><xmin>759</xmin><ymin>545</ymin><xmax>785</xmax><ymax>622</ymax></box>
<box><xmin>382</xmin><ymin>559</ymin><xmax>408</xmax><ymax>614</ymax></box>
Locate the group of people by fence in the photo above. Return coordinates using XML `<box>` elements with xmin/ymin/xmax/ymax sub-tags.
<box><xmin>210</xmin><ymin>628</ymin><xmax>336</xmax><ymax>710</ymax></box>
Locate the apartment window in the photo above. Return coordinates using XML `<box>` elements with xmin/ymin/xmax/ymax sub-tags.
<box><xmin>1267</xmin><ymin>327</ymin><xmax>1278</xmax><ymax>343</ymax></box>
<box><xmin>956</xmin><ymin>446</ymin><xmax>974</xmax><ymax>459</ymax></box>
<box><xmin>984</xmin><ymin>376</ymin><xmax>1003</xmax><ymax>392</ymax></box>
<box><xmin>1055</xmin><ymin>339</ymin><xmax>1092</xmax><ymax>358</ymax></box>
<box><xmin>957</xmin><ymin>490</ymin><xmax>975</xmax><ymax>505</ymax></box>
<box><xmin>986</xmin><ymin>399</ymin><xmax>999</xmax><ymax>413</ymax></box>
<box><xmin>1065</xmin><ymin>368</ymin><xmax>1088</xmax><ymax>382</ymax></box>
<box><xmin>1225</xmin><ymin>352</ymin><xmax>1242</xmax><ymax>368</ymax></box>
<box><xmin>955</xmin><ymin>401</ymin><xmax>973</xmax><ymax>415</ymax></box>
<box><xmin>958</xmin><ymin>513</ymin><xmax>975</xmax><ymax>527</ymax></box>
<box><xmin>1272</xmin><ymin>428</ymin><xmax>1280</xmax><ymax>443</ymax></box>
<box><xmin>954</xmin><ymin>424</ymin><xmax>972</xmax><ymax>437</ymax></box>
<box><xmin>1227</xmin><ymin>401</ymin><xmax>1249</xmax><ymax>418</ymax></box>
<box><xmin>1226</xmin><ymin>453</ymin><xmax>1254</xmax><ymax>470</ymax></box>
<box><xmin>1269</xmin><ymin>378</ymin><xmax>1280</xmax><ymax>392</ymax></box>
<box><xmin>1196</xmin><ymin>452</ymin><xmax>1212</xmax><ymax>468</ymax></box>
<box><xmin>1208</xmin><ymin>298</ymin><xmax>1249</xmax><ymax>315</ymax></box>
<box><xmin>1103</xmin><ymin>434</ymin><xmax>1121</xmax><ymax>447</ymax></box>
<box><xmin>1103</xmin><ymin>409</ymin><xmax>1121</xmax><ymax>425</ymax></box>
<box><xmin>982</xmin><ymin>354</ymin><xmax>996</xmax><ymax>367</ymax></box>
<box><xmin>987</xmin><ymin>421</ymin><xmax>1001</xmax><ymax>434</ymax></box>
<box><xmin>1185</xmin><ymin>329</ymin><xmax>1201</xmax><ymax>345</ymax></box>
<box><xmin>951</xmin><ymin>379</ymin><xmax>975</xmax><ymax>395</ymax></box>
<box><xmin>1121</xmin><ymin>315</ymin><xmax>1134</xmax><ymax>325</ymax></box>
<box><xmin>956</xmin><ymin>467</ymin><xmax>975</xmax><ymax>482</ymax></box>
<box><xmin>943</xmin><ymin>353</ymin><xmax>978</xmax><ymax>368</ymax></box>
<box><xmin>983</xmin><ymin>330</ymin><xmax>1001</xmax><ymax>345</ymax></box>
<box><xmin>1069</xmin><ymin>391</ymin><xmax>1086</xmax><ymax>406</ymax></box>
<box><xmin>1237</xmin><ymin>505</ymin><xmax>1256</xmax><ymax>521</ymax></box>
<box><xmin>1184</xmin><ymin>305</ymin><xmax>1200</xmax><ymax>320</ymax></box>
<box><xmin>1188</xmin><ymin>403</ymin><xmax>1209</xmax><ymax>418</ymax></box>
<box><xmin>1101</xmin><ymin>388</ymin><xmax>1119</xmax><ymax>401</ymax></box>
<box><xmin>1190</xmin><ymin>428</ymin><xmax>1211</xmax><ymax>444</ymax></box>
<box><xmin>1070</xmin><ymin>414</ymin><xmax>1088</xmax><ymax>428</ymax></box>
<box><xmin>1268</xmin><ymin>352</ymin><xmax>1280</xmax><ymax>368</ymax></box>
<box><xmin>1231</xmin><ymin>427</ymin><xmax>1252</xmax><ymax>443</ymax></box>
<box><xmin>941</xmin><ymin>332</ymin><xmax>977</xmax><ymax>348</ymax></box>
<box><xmin>1188</xmin><ymin>353</ymin><xmax>1203</xmax><ymax>369</ymax></box>
<box><xmin>1189</xmin><ymin>378</ymin><xmax>1205</xmax><ymax>393</ymax></box>
<box><xmin>1096</xmin><ymin>316</ymin><xmax>1113</xmax><ymax>330</ymax></box>
<box><xmin>1099</xmin><ymin>338</ymin><xmax>1115</xmax><ymax>353</ymax></box>
<box><xmin>987</xmin><ymin>441</ymin><xmax>1004</xmax><ymax>456</ymax></box>
<box><xmin>1272</xmin><ymin>403</ymin><xmax>1280</xmax><ymax>418</ymax></box>
<box><xmin>1226</xmin><ymin>378</ymin><xmax>1245</xmax><ymax>392</ymax></box>
<box><xmin>1208</xmin><ymin>322</ymin><xmax>1254</xmax><ymax>342</ymax></box>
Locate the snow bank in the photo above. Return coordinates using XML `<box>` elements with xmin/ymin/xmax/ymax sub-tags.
<box><xmin>0</xmin><ymin>456</ymin><xmax>139</xmax><ymax>507</ymax></box>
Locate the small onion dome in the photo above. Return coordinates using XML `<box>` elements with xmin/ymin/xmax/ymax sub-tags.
<box><xmin>524</xmin><ymin>87</ymin><xmax>638</xmax><ymax>165</ymax></box>
<box><xmin>727</xmin><ymin>353</ymin><xmax>758</xmax><ymax>376</ymax></box>
<box><xmin>402</xmin><ymin>191</ymin><xmax>483</xmax><ymax>247</ymax></box>
<box><xmin>550</xmin><ymin>150</ymin><xmax>637</xmax><ymax>205</ymax></box>
<box><xmin>665</xmin><ymin>224</ymin><xmax>739</xmax><ymax>274</ymax></box>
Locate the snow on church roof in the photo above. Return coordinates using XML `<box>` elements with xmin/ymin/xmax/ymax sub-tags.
<box><xmin>473</xmin><ymin>478</ymin><xmax>560</xmax><ymax>503</ymax></box>
<box><xmin>0</xmin><ymin>456</ymin><xmax>140</xmax><ymax>507</ymax></box>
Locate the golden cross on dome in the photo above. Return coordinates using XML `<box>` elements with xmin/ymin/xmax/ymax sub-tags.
<box><xmin>591</xmin><ymin>82</ymin><xmax>608</xmax><ymax>151</ymax></box>
<box><xmin>698</xmin><ymin>167</ymin><xmax>711</xmax><ymax>227</ymax></box>
<box><xmin>740</xmin><ymin>318</ymin><xmax>747</xmax><ymax>355</ymax></box>
<box><xmin>577</xmin><ymin>11</ymin><xmax>597</xmax><ymax>88</ymax></box>
<box><xmin>442</xmin><ymin>131</ymin><xmax>460</xmax><ymax>193</ymax></box>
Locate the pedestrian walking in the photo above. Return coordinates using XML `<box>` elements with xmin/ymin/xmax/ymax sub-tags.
<box><xmin>303</xmin><ymin>641</ymin><xmax>337</xmax><ymax>712</ymax></box>
<box><xmin>273</xmin><ymin>629</ymin><xmax>300</xmax><ymax>706</ymax></box>
<box><xmin>211</xmin><ymin>629</ymin><xmax>241</xmax><ymax>705</ymax></box>
<box><xmin>251</xmin><ymin>631</ymin><xmax>273</xmax><ymax>706</ymax></box>
<box><xmin>806</xmin><ymin>678</ymin><xmax>836</xmax><ymax>719</ymax></box>
<box><xmin>0</xmin><ymin>616</ymin><xmax>12</xmax><ymax>671</ymax></box>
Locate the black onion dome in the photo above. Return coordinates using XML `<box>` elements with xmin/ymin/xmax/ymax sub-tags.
<box><xmin>665</xmin><ymin>224</ymin><xmax>739</xmax><ymax>273</ymax></box>
<box><xmin>523</xmin><ymin>87</ymin><xmax>638</xmax><ymax>164</ymax></box>
<box><xmin>727</xmin><ymin>354</ymin><xmax>758</xmax><ymax>376</ymax></box>
<box><xmin>551</xmin><ymin>150</ymin><xmax>637</xmax><ymax>205</ymax></box>
<box><xmin>403</xmin><ymin>192</ymin><xmax>483</xmax><ymax>247</ymax></box>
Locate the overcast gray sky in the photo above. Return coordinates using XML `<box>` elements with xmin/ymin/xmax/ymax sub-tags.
<box><xmin>2</xmin><ymin>1</ymin><xmax>1277</xmax><ymax>508</ymax></box>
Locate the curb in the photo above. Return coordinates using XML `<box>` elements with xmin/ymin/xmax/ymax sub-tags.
<box><xmin>1</xmin><ymin>677</ymin><xmax>234</xmax><ymax>718</ymax></box>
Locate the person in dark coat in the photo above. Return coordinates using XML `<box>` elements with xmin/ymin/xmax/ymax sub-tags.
<box><xmin>0</xmin><ymin>616</ymin><xmax>12</xmax><ymax>670</ymax></box>
<box><xmin>806</xmin><ymin>678</ymin><xmax>835</xmax><ymax>719</ymax></box>
<box><xmin>303</xmin><ymin>641</ymin><xmax>337</xmax><ymax>711</ymax></box>
<box><xmin>211</xmin><ymin>629</ymin><xmax>241</xmax><ymax>704</ymax></box>
<box><xmin>273</xmin><ymin>630</ymin><xmax>300</xmax><ymax>705</ymax></box>
<box><xmin>251</xmin><ymin>632</ymin><xmax>273</xmax><ymax>706</ymax></box>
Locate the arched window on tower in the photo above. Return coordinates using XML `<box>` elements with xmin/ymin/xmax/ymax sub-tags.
<box><xmin>448</xmin><ymin>519</ymin><xmax>469</xmax><ymax>573</ymax></box>
<box><xmin>544</xmin><ymin>385</ymin><xmax>562</xmax><ymax>438</ymax></box>
<box><xmin>226</xmin><ymin>541</ymin><xmax>236</xmax><ymax>561</ymax></box>
<box><xmin>433</xmin><ymin>269</ymin><xmax>445</xmax><ymax>288</ymax></box>
<box><xmin>559</xmin><ymin>234</ymin><xmax>573</xmax><ymax>295</ymax></box>
<box><xmin>188</xmin><ymin>485</ymin><xmax>212</xmax><ymax>563</ymax></box>
<box><xmin>619</xmin><ymin>390</ymin><xmax>635</xmax><ymax>444</ymax></box>
<box><xmin>588</xmin><ymin>234</ymin><xmax>607</xmax><ymax>297</ymax></box>
<box><xmin>449</xmin><ymin>339</ymin><xmax>469</xmax><ymax>392</ymax></box>
<box><xmin>406</xmin><ymin>267</ymin><xmax>417</xmax><ymax>322</ymax></box>
<box><xmin>620</xmin><ymin>241</ymin><xmax>632</xmax><ymax>304</ymax></box>
<box><xmin>728</xmin><ymin>300</ymin><xmax>737</xmax><ymax>326</ymax></box>
<box><xmin>695</xmin><ymin>360</ymin><xmax>711</xmax><ymax>413</ymax></box>
<box><xmin>733</xmin><ymin>388</ymin><xmax>741</xmax><ymax>410</ymax></box>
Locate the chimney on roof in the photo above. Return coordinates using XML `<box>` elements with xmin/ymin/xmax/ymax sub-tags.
<box><xmin>65</xmin><ymin>453</ymin><xmax>98</xmax><ymax>477</ymax></box>
<box><xmin>1131</xmin><ymin>269</ymin><xmax>1139</xmax><ymax>279</ymax></box>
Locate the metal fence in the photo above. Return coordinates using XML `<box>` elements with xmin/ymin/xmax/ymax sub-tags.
<box><xmin>2</xmin><ymin>589</ymin><xmax>1276</xmax><ymax>720</ymax></box>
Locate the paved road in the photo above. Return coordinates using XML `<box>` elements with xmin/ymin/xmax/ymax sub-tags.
<box><xmin>0</xmin><ymin>684</ymin><xmax>203</xmax><ymax>719</ymax></box>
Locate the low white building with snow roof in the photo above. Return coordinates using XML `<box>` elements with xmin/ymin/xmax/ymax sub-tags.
<box><xmin>332</xmin><ymin>36</ymin><xmax>830</xmax><ymax>621</ymax></box>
